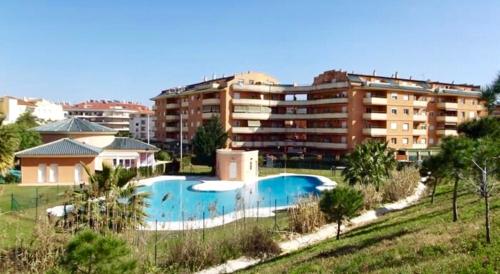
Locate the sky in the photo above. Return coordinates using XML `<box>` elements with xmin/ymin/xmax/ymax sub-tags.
<box><xmin>1</xmin><ymin>0</ymin><xmax>499</xmax><ymax>106</ymax></box>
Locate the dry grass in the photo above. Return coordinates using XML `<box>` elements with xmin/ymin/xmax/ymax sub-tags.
<box><xmin>383</xmin><ymin>166</ymin><xmax>421</xmax><ymax>202</ymax></box>
<box><xmin>287</xmin><ymin>195</ymin><xmax>325</xmax><ymax>234</ymax></box>
<box><xmin>355</xmin><ymin>184</ymin><xmax>383</xmax><ymax>210</ymax></box>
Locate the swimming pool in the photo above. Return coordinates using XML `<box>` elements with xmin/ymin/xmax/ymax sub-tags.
<box><xmin>140</xmin><ymin>174</ymin><xmax>334</xmax><ymax>227</ymax></box>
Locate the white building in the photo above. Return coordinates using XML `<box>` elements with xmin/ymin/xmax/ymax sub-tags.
<box><xmin>130</xmin><ymin>111</ymin><xmax>156</xmax><ymax>142</ymax></box>
<box><xmin>0</xmin><ymin>96</ymin><xmax>66</xmax><ymax>124</ymax></box>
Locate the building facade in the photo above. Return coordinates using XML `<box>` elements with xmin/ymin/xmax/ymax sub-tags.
<box><xmin>129</xmin><ymin>111</ymin><xmax>156</xmax><ymax>142</ymax></box>
<box><xmin>152</xmin><ymin>70</ymin><xmax>487</xmax><ymax>161</ymax></box>
<box><xmin>0</xmin><ymin>96</ymin><xmax>65</xmax><ymax>124</ymax></box>
<box><xmin>63</xmin><ymin>100</ymin><xmax>152</xmax><ymax>134</ymax></box>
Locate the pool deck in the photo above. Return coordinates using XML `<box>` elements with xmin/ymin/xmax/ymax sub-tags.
<box><xmin>137</xmin><ymin>173</ymin><xmax>337</xmax><ymax>231</ymax></box>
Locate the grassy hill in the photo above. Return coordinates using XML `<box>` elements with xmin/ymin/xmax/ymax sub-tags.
<box><xmin>240</xmin><ymin>183</ymin><xmax>499</xmax><ymax>273</ymax></box>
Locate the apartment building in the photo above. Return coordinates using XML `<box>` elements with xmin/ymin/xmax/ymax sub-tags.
<box><xmin>129</xmin><ymin>110</ymin><xmax>156</xmax><ymax>142</ymax></box>
<box><xmin>0</xmin><ymin>96</ymin><xmax>66</xmax><ymax>124</ymax></box>
<box><xmin>64</xmin><ymin>100</ymin><xmax>152</xmax><ymax>134</ymax></box>
<box><xmin>152</xmin><ymin>70</ymin><xmax>486</xmax><ymax>161</ymax></box>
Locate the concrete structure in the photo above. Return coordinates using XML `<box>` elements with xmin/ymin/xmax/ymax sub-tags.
<box><xmin>216</xmin><ymin>149</ymin><xmax>259</xmax><ymax>182</ymax></box>
<box><xmin>129</xmin><ymin>110</ymin><xmax>156</xmax><ymax>142</ymax></box>
<box><xmin>63</xmin><ymin>100</ymin><xmax>152</xmax><ymax>134</ymax></box>
<box><xmin>152</xmin><ymin>70</ymin><xmax>487</xmax><ymax>161</ymax></box>
<box><xmin>0</xmin><ymin>96</ymin><xmax>65</xmax><ymax>124</ymax></box>
<box><xmin>15</xmin><ymin>118</ymin><xmax>159</xmax><ymax>185</ymax></box>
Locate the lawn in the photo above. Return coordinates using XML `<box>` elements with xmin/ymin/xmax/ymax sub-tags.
<box><xmin>0</xmin><ymin>184</ymin><xmax>72</xmax><ymax>248</ymax></box>
<box><xmin>239</xmin><ymin>183</ymin><xmax>500</xmax><ymax>273</ymax></box>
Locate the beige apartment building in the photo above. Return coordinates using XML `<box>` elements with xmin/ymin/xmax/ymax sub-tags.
<box><xmin>152</xmin><ymin>70</ymin><xmax>486</xmax><ymax>161</ymax></box>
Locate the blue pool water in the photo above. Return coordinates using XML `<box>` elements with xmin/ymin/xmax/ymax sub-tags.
<box><xmin>141</xmin><ymin>175</ymin><xmax>323</xmax><ymax>222</ymax></box>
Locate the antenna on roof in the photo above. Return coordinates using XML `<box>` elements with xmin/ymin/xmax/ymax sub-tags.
<box><xmin>212</xmin><ymin>73</ymin><xmax>216</xmax><ymax>80</ymax></box>
<box><xmin>394</xmin><ymin>71</ymin><xmax>398</xmax><ymax>78</ymax></box>
<box><xmin>409</xmin><ymin>76</ymin><xmax>412</xmax><ymax>80</ymax></box>
<box><xmin>203</xmin><ymin>76</ymin><xmax>207</xmax><ymax>81</ymax></box>
<box><xmin>372</xmin><ymin>69</ymin><xmax>376</xmax><ymax>76</ymax></box>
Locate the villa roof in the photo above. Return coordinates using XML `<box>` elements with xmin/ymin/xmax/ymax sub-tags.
<box><xmin>33</xmin><ymin>117</ymin><xmax>117</xmax><ymax>133</ymax></box>
<box><xmin>15</xmin><ymin>138</ymin><xmax>102</xmax><ymax>157</ymax></box>
<box><xmin>104</xmin><ymin>137</ymin><xmax>159</xmax><ymax>151</ymax></box>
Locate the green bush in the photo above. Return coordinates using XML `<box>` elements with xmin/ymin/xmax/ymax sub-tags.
<box><xmin>59</xmin><ymin>230</ymin><xmax>137</xmax><ymax>274</ymax></box>
<box><xmin>154</xmin><ymin>150</ymin><xmax>172</xmax><ymax>161</ymax></box>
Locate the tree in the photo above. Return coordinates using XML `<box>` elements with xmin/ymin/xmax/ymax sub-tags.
<box><xmin>468</xmin><ymin>137</ymin><xmax>499</xmax><ymax>244</ymax></box>
<box><xmin>191</xmin><ymin>116</ymin><xmax>228</xmax><ymax>174</ymax></box>
<box><xmin>72</xmin><ymin>164</ymin><xmax>149</xmax><ymax>233</ymax></box>
<box><xmin>458</xmin><ymin>116</ymin><xmax>500</xmax><ymax>139</ymax></box>
<box><xmin>15</xmin><ymin>111</ymin><xmax>39</xmax><ymax>128</ymax></box>
<box><xmin>342</xmin><ymin>140</ymin><xmax>396</xmax><ymax>191</ymax></box>
<box><xmin>319</xmin><ymin>187</ymin><xmax>364</xmax><ymax>240</ymax></box>
<box><xmin>480</xmin><ymin>72</ymin><xmax>500</xmax><ymax>114</ymax></box>
<box><xmin>0</xmin><ymin>122</ymin><xmax>20</xmax><ymax>175</ymax></box>
<box><xmin>5</xmin><ymin>124</ymin><xmax>42</xmax><ymax>151</ymax></box>
<box><xmin>440</xmin><ymin>136</ymin><xmax>474</xmax><ymax>222</ymax></box>
<box><xmin>60</xmin><ymin>230</ymin><xmax>137</xmax><ymax>274</ymax></box>
<box><xmin>421</xmin><ymin>153</ymin><xmax>448</xmax><ymax>204</ymax></box>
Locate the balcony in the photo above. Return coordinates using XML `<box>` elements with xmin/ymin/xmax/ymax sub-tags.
<box><xmin>363</xmin><ymin>112</ymin><xmax>387</xmax><ymax>120</ymax></box>
<box><xmin>437</xmin><ymin>102</ymin><xmax>458</xmax><ymax>110</ymax></box>
<box><xmin>232</xmin><ymin>127</ymin><xmax>348</xmax><ymax>134</ymax></box>
<box><xmin>202</xmin><ymin>112</ymin><xmax>220</xmax><ymax>119</ymax></box>
<box><xmin>436</xmin><ymin>115</ymin><xmax>458</xmax><ymax>123</ymax></box>
<box><xmin>412</xmin><ymin>143</ymin><xmax>427</xmax><ymax>149</ymax></box>
<box><xmin>165</xmin><ymin>103</ymin><xmax>179</xmax><ymax>109</ymax></box>
<box><xmin>182</xmin><ymin>127</ymin><xmax>188</xmax><ymax>132</ymax></box>
<box><xmin>232</xmin><ymin>112</ymin><xmax>348</xmax><ymax>120</ymax></box>
<box><xmin>231</xmin><ymin>141</ymin><xmax>347</xmax><ymax>149</ymax></box>
<box><xmin>202</xmin><ymin>98</ymin><xmax>221</xmax><ymax>105</ymax></box>
<box><xmin>363</xmin><ymin>97</ymin><xmax>387</xmax><ymax>105</ymax></box>
<box><xmin>412</xmin><ymin>129</ymin><xmax>427</xmax><ymax>135</ymax></box>
<box><xmin>165</xmin><ymin>115</ymin><xmax>179</xmax><ymax>121</ymax></box>
<box><xmin>413</xmin><ymin>100</ymin><xmax>428</xmax><ymax>108</ymax></box>
<box><xmin>437</xmin><ymin>129</ymin><xmax>458</xmax><ymax>136</ymax></box>
<box><xmin>362</xmin><ymin>128</ymin><xmax>387</xmax><ymax>136</ymax></box>
<box><xmin>413</xmin><ymin>114</ymin><xmax>427</xmax><ymax>122</ymax></box>
<box><xmin>232</xmin><ymin>98</ymin><xmax>348</xmax><ymax>107</ymax></box>
<box><xmin>165</xmin><ymin>127</ymin><xmax>178</xmax><ymax>132</ymax></box>
<box><xmin>181</xmin><ymin>101</ymin><xmax>189</xmax><ymax>107</ymax></box>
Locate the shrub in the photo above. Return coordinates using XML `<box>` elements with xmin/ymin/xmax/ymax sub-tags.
<box><xmin>163</xmin><ymin>234</ymin><xmax>219</xmax><ymax>272</ymax></box>
<box><xmin>59</xmin><ymin>230</ymin><xmax>137</xmax><ymax>274</ymax></box>
<box><xmin>354</xmin><ymin>184</ymin><xmax>382</xmax><ymax>210</ymax></box>
<box><xmin>239</xmin><ymin>226</ymin><xmax>281</xmax><ymax>258</ymax></box>
<box><xmin>154</xmin><ymin>150</ymin><xmax>171</xmax><ymax>161</ymax></box>
<box><xmin>288</xmin><ymin>195</ymin><xmax>325</xmax><ymax>234</ymax></box>
<box><xmin>382</xmin><ymin>166</ymin><xmax>420</xmax><ymax>202</ymax></box>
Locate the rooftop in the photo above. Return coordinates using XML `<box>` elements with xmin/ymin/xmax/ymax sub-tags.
<box><xmin>105</xmin><ymin>137</ymin><xmax>159</xmax><ymax>151</ymax></box>
<box><xmin>15</xmin><ymin>138</ymin><xmax>102</xmax><ymax>157</ymax></box>
<box><xmin>33</xmin><ymin>117</ymin><xmax>117</xmax><ymax>133</ymax></box>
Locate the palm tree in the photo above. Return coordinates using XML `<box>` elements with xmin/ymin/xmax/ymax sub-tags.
<box><xmin>72</xmin><ymin>164</ymin><xmax>149</xmax><ymax>233</ymax></box>
<box><xmin>440</xmin><ymin>136</ymin><xmax>473</xmax><ymax>222</ymax></box>
<box><xmin>421</xmin><ymin>153</ymin><xmax>448</xmax><ymax>204</ymax></box>
<box><xmin>342</xmin><ymin>140</ymin><xmax>396</xmax><ymax>191</ymax></box>
<box><xmin>319</xmin><ymin>187</ymin><xmax>364</xmax><ymax>240</ymax></box>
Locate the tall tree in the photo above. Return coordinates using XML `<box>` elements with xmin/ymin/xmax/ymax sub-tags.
<box><xmin>468</xmin><ymin>137</ymin><xmax>499</xmax><ymax>244</ymax></box>
<box><xmin>480</xmin><ymin>72</ymin><xmax>500</xmax><ymax>114</ymax></box>
<box><xmin>458</xmin><ymin>116</ymin><xmax>500</xmax><ymax>139</ymax></box>
<box><xmin>342</xmin><ymin>140</ymin><xmax>396</xmax><ymax>191</ymax></box>
<box><xmin>421</xmin><ymin>153</ymin><xmax>448</xmax><ymax>204</ymax></box>
<box><xmin>191</xmin><ymin>116</ymin><xmax>228</xmax><ymax>174</ymax></box>
<box><xmin>15</xmin><ymin>111</ymin><xmax>39</xmax><ymax>128</ymax></box>
<box><xmin>0</xmin><ymin>122</ymin><xmax>20</xmax><ymax>175</ymax></box>
<box><xmin>319</xmin><ymin>187</ymin><xmax>364</xmax><ymax>240</ymax></box>
<box><xmin>440</xmin><ymin>136</ymin><xmax>473</xmax><ymax>222</ymax></box>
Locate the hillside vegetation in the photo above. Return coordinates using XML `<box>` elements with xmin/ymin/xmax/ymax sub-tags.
<box><xmin>240</xmin><ymin>183</ymin><xmax>499</xmax><ymax>273</ymax></box>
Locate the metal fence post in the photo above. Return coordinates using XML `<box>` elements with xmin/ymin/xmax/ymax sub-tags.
<box><xmin>202</xmin><ymin>211</ymin><xmax>205</xmax><ymax>241</ymax></box>
<box><xmin>154</xmin><ymin>219</ymin><xmax>158</xmax><ymax>265</ymax></box>
<box><xmin>10</xmin><ymin>193</ymin><xmax>14</xmax><ymax>211</ymax></box>
<box><xmin>222</xmin><ymin>206</ymin><xmax>225</xmax><ymax>227</ymax></box>
<box><xmin>274</xmin><ymin>199</ymin><xmax>278</xmax><ymax>231</ymax></box>
<box><xmin>256</xmin><ymin>201</ymin><xmax>259</xmax><ymax>223</ymax></box>
<box><xmin>35</xmin><ymin>188</ymin><xmax>39</xmax><ymax>221</ymax></box>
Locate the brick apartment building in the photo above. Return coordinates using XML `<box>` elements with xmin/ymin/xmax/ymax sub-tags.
<box><xmin>151</xmin><ymin>70</ymin><xmax>486</xmax><ymax>161</ymax></box>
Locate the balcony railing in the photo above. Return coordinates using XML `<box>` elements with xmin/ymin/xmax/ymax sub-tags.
<box><xmin>202</xmin><ymin>112</ymin><xmax>220</xmax><ymax>119</ymax></box>
<box><xmin>165</xmin><ymin>103</ymin><xmax>179</xmax><ymax>109</ymax></box>
<box><xmin>412</xmin><ymin>129</ymin><xmax>427</xmax><ymax>135</ymax></box>
<box><xmin>165</xmin><ymin>115</ymin><xmax>179</xmax><ymax>121</ymax></box>
<box><xmin>232</xmin><ymin>127</ymin><xmax>347</xmax><ymax>134</ymax></box>
<box><xmin>232</xmin><ymin>97</ymin><xmax>348</xmax><ymax>107</ymax></box>
<box><xmin>363</xmin><ymin>112</ymin><xmax>387</xmax><ymax>120</ymax></box>
<box><xmin>363</xmin><ymin>97</ymin><xmax>387</xmax><ymax>105</ymax></box>
<box><xmin>231</xmin><ymin>141</ymin><xmax>348</xmax><ymax>149</ymax></box>
<box><xmin>437</xmin><ymin>129</ymin><xmax>458</xmax><ymax>136</ymax></box>
<box><xmin>202</xmin><ymin>98</ymin><xmax>221</xmax><ymax>105</ymax></box>
<box><xmin>362</xmin><ymin>128</ymin><xmax>387</xmax><ymax>136</ymax></box>
<box><xmin>436</xmin><ymin>115</ymin><xmax>458</xmax><ymax>123</ymax></box>
<box><xmin>413</xmin><ymin>100</ymin><xmax>427</xmax><ymax>108</ymax></box>
<box><xmin>413</xmin><ymin>114</ymin><xmax>427</xmax><ymax>122</ymax></box>
<box><xmin>437</xmin><ymin>102</ymin><xmax>458</xmax><ymax>110</ymax></box>
<box><xmin>232</xmin><ymin>112</ymin><xmax>347</xmax><ymax>120</ymax></box>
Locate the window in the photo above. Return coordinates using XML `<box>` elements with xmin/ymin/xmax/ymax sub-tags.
<box><xmin>402</xmin><ymin>138</ymin><xmax>409</xmax><ymax>144</ymax></box>
<box><xmin>429</xmin><ymin>138</ymin><xmax>434</xmax><ymax>144</ymax></box>
<box><xmin>469</xmin><ymin>111</ymin><xmax>475</xmax><ymax>119</ymax></box>
<box><xmin>403</xmin><ymin>94</ymin><xmax>409</xmax><ymax>101</ymax></box>
<box><xmin>429</xmin><ymin>125</ymin><xmax>434</xmax><ymax>130</ymax></box>
<box><xmin>249</xmin><ymin>80</ymin><xmax>255</xmax><ymax>85</ymax></box>
<box><xmin>429</xmin><ymin>111</ymin><xmax>434</xmax><ymax>117</ymax></box>
<box><xmin>391</xmin><ymin>138</ymin><xmax>397</xmax><ymax>144</ymax></box>
<box><xmin>391</xmin><ymin>122</ymin><xmax>397</xmax><ymax>129</ymax></box>
<box><xmin>391</xmin><ymin>108</ymin><xmax>397</xmax><ymax>115</ymax></box>
<box><xmin>404</xmin><ymin>108</ymin><xmax>410</xmax><ymax>115</ymax></box>
<box><xmin>461</xmin><ymin>112</ymin><xmax>465</xmax><ymax>118</ymax></box>
<box><xmin>421</xmin><ymin>138</ymin><xmax>427</xmax><ymax>144</ymax></box>
<box><xmin>233</xmin><ymin>93</ymin><xmax>240</xmax><ymax>99</ymax></box>
<box><xmin>38</xmin><ymin>164</ymin><xmax>46</xmax><ymax>183</ymax></box>
<box><xmin>403</xmin><ymin>123</ymin><xmax>409</xmax><ymax>131</ymax></box>
<box><xmin>391</xmin><ymin>93</ymin><xmax>398</xmax><ymax>100</ymax></box>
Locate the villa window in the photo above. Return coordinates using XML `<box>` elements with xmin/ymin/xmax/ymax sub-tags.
<box><xmin>391</xmin><ymin>122</ymin><xmax>397</xmax><ymax>130</ymax></box>
<box><xmin>403</xmin><ymin>123</ymin><xmax>409</xmax><ymax>131</ymax></box>
<box><xmin>391</xmin><ymin>108</ymin><xmax>397</xmax><ymax>115</ymax></box>
<box><xmin>391</xmin><ymin>93</ymin><xmax>398</xmax><ymax>100</ymax></box>
<box><xmin>403</xmin><ymin>108</ymin><xmax>410</xmax><ymax>115</ymax></box>
<box><xmin>49</xmin><ymin>164</ymin><xmax>58</xmax><ymax>183</ymax></box>
<box><xmin>402</xmin><ymin>138</ymin><xmax>409</xmax><ymax>144</ymax></box>
<box><xmin>37</xmin><ymin>164</ymin><xmax>46</xmax><ymax>183</ymax></box>
<box><xmin>391</xmin><ymin>138</ymin><xmax>397</xmax><ymax>144</ymax></box>
<box><xmin>403</xmin><ymin>94</ymin><xmax>409</xmax><ymax>101</ymax></box>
